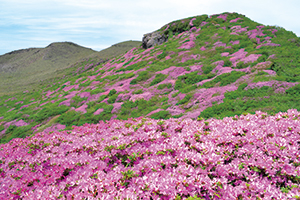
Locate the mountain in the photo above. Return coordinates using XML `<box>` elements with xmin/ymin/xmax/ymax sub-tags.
<box><xmin>0</xmin><ymin>40</ymin><xmax>141</xmax><ymax>95</ymax></box>
<box><xmin>0</xmin><ymin>12</ymin><xmax>300</xmax><ymax>144</ymax></box>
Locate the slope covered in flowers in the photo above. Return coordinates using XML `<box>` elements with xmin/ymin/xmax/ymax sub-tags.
<box><xmin>0</xmin><ymin>110</ymin><xmax>300</xmax><ymax>199</ymax></box>
<box><xmin>0</xmin><ymin>12</ymin><xmax>300</xmax><ymax>144</ymax></box>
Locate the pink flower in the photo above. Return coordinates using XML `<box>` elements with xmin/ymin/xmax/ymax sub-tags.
<box><xmin>221</xmin><ymin>52</ymin><xmax>230</xmax><ymax>57</ymax></box>
<box><xmin>94</xmin><ymin>108</ymin><xmax>104</xmax><ymax>115</ymax></box>
<box><xmin>79</xmin><ymin>92</ymin><xmax>90</xmax><ymax>98</ymax></box>
<box><xmin>217</xmin><ymin>14</ymin><xmax>227</xmax><ymax>21</ymax></box>
<box><xmin>189</xmin><ymin>18</ymin><xmax>196</xmax><ymax>26</ymax></box>
<box><xmin>200</xmin><ymin>46</ymin><xmax>206</xmax><ymax>51</ymax></box>
<box><xmin>112</xmin><ymin>102</ymin><xmax>123</xmax><ymax>113</ymax></box>
<box><xmin>230</xmin><ymin>18</ymin><xmax>242</xmax><ymax>23</ymax></box>
<box><xmin>75</xmin><ymin>104</ymin><xmax>88</xmax><ymax>113</ymax></box>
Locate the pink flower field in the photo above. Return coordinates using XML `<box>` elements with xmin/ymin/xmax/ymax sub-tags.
<box><xmin>1</xmin><ymin>12</ymin><xmax>300</xmax><ymax>199</ymax></box>
<box><xmin>0</xmin><ymin>110</ymin><xmax>300</xmax><ymax>199</ymax></box>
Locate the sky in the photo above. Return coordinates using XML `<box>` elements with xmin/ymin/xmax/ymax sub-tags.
<box><xmin>0</xmin><ymin>0</ymin><xmax>299</xmax><ymax>56</ymax></box>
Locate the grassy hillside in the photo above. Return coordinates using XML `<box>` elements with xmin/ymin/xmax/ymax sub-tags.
<box><xmin>0</xmin><ymin>41</ymin><xmax>141</xmax><ymax>96</ymax></box>
<box><xmin>0</xmin><ymin>42</ymin><xmax>96</xmax><ymax>95</ymax></box>
<box><xmin>0</xmin><ymin>12</ymin><xmax>300</xmax><ymax>145</ymax></box>
<box><xmin>87</xmin><ymin>40</ymin><xmax>142</xmax><ymax>60</ymax></box>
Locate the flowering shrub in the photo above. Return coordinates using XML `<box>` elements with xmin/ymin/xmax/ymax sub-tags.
<box><xmin>0</xmin><ymin>110</ymin><xmax>300</xmax><ymax>199</ymax></box>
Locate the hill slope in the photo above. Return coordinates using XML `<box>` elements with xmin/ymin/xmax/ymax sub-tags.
<box><xmin>0</xmin><ymin>42</ymin><xmax>96</xmax><ymax>95</ymax></box>
<box><xmin>0</xmin><ymin>12</ymin><xmax>300</xmax><ymax>144</ymax></box>
<box><xmin>0</xmin><ymin>41</ymin><xmax>141</xmax><ymax>95</ymax></box>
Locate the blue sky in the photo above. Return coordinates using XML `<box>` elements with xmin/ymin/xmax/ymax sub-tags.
<box><xmin>0</xmin><ymin>0</ymin><xmax>299</xmax><ymax>55</ymax></box>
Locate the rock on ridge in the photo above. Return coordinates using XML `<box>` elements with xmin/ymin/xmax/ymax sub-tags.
<box><xmin>142</xmin><ymin>31</ymin><xmax>168</xmax><ymax>49</ymax></box>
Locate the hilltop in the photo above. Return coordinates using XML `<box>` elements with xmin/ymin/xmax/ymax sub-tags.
<box><xmin>0</xmin><ymin>12</ymin><xmax>300</xmax><ymax>144</ymax></box>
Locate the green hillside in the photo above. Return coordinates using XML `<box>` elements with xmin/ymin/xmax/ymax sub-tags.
<box><xmin>0</xmin><ymin>12</ymin><xmax>300</xmax><ymax>145</ymax></box>
<box><xmin>0</xmin><ymin>41</ymin><xmax>141</xmax><ymax>96</ymax></box>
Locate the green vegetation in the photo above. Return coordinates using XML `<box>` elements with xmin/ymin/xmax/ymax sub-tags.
<box><xmin>157</xmin><ymin>83</ymin><xmax>172</xmax><ymax>90</ymax></box>
<box><xmin>132</xmin><ymin>89</ymin><xmax>144</xmax><ymax>94</ymax></box>
<box><xmin>117</xmin><ymin>96</ymin><xmax>170</xmax><ymax>120</ymax></box>
<box><xmin>150</xmin><ymin>74</ymin><xmax>167</xmax><ymax>86</ymax></box>
<box><xmin>202</xmin><ymin>71</ymin><xmax>246</xmax><ymax>88</ymax></box>
<box><xmin>176</xmin><ymin>94</ymin><xmax>193</xmax><ymax>105</ymax></box>
<box><xmin>175</xmin><ymin>72</ymin><xmax>215</xmax><ymax>93</ymax></box>
<box><xmin>130</xmin><ymin>71</ymin><xmax>152</xmax><ymax>84</ymax></box>
<box><xmin>150</xmin><ymin>110</ymin><xmax>171</xmax><ymax>119</ymax></box>
<box><xmin>31</xmin><ymin>104</ymin><xmax>69</xmax><ymax>123</ymax></box>
<box><xmin>157</xmin><ymin>51</ymin><xmax>168</xmax><ymax>59</ymax></box>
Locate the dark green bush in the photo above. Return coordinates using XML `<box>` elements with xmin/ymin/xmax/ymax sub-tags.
<box><xmin>117</xmin><ymin>60</ymin><xmax>148</xmax><ymax>72</ymax></box>
<box><xmin>223</xmin><ymin>58</ymin><xmax>232</xmax><ymax>67</ymax></box>
<box><xmin>57</xmin><ymin>110</ymin><xmax>81</xmax><ymax>127</ymax></box>
<box><xmin>238</xmin><ymin>83</ymin><xmax>248</xmax><ymax>91</ymax></box>
<box><xmin>0</xmin><ymin>125</ymin><xmax>32</xmax><ymax>144</ymax></box>
<box><xmin>178</xmin><ymin>72</ymin><xmax>204</xmax><ymax>85</ymax></box>
<box><xmin>0</xmin><ymin>125</ymin><xmax>4</xmax><ymax>132</ymax></box>
<box><xmin>79</xmin><ymin>80</ymin><xmax>93</xmax><ymax>87</ymax></box>
<box><xmin>130</xmin><ymin>71</ymin><xmax>151</xmax><ymax>85</ymax></box>
<box><xmin>33</xmin><ymin>105</ymin><xmax>69</xmax><ymax>123</ymax></box>
<box><xmin>119</xmin><ymin>72</ymin><xmax>135</xmax><ymax>80</ymax></box>
<box><xmin>176</xmin><ymin>94</ymin><xmax>193</xmax><ymax>105</ymax></box>
<box><xmin>172</xmin><ymin>113</ymin><xmax>184</xmax><ymax>118</ymax></box>
<box><xmin>191</xmin><ymin>14</ymin><xmax>208</xmax><ymax>27</ymax></box>
<box><xmin>286</xmin><ymin>84</ymin><xmax>300</xmax><ymax>96</ymax></box>
<box><xmin>157</xmin><ymin>51</ymin><xmax>168</xmax><ymax>59</ymax></box>
<box><xmin>132</xmin><ymin>89</ymin><xmax>144</xmax><ymax>94</ymax></box>
<box><xmin>90</xmin><ymin>88</ymin><xmax>105</xmax><ymax>95</ymax></box>
<box><xmin>158</xmin><ymin>83</ymin><xmax>172</xmax><ymax>90</ymax></box>
<box><xmin>70</xmin><ymin>96</ymin><xmax>87</xmax><ymax>108</ymax></box>
<box><xmin>239</xmin><ymin>40</ymin><xmax>253</xmax><ymax>49</ymax></box>
<box><xmin>117</xmin><ymin>96</ymin><xmax>172</xmax><ymax>120</ymax></box>
<box><xmin>236</xmin><ymin>61</ymin><xmax>249</xmax><ymax>69</ymax></box>
<box><xmin>174</xmin><ymin>79</ymin><xmax>186</xmax><ymax>90</ymax></box>
<box><xmin>96</xmin><ymin>95</ymin><xmax>107</xmax><ymax>103</ymax></box>
<box><xmin>103</xmin><ymin>74</ymin><xmax>119</xmax><ymax>81</ymax></box>
<box><xmin>257</xmin><ymin>54</ymin><xmax>268</xmax><ymax>63</ymax></box>
<box><xmin>150</xmin><ymin>110</ymin><xmax>171</xmax><ymax>119</ymax></box>
<box><xmin>147</xmin><ymin>64</ymin><xmax>171</xmax><ymax>72</ymax></box>
<box><xmin>202</xmin><ymin>65</ymin><xmax>214</xmax><ymax>74</ymax></box>
<box><xmin>123</xmin><ymin>57</ymin><xmax>134</xmax><ymax>67</ymax></box>
<box><xmin>12</xmin><ymin>126</ymin><xmax>31</xmax><ymax>138</ymax></box>
<box><xmin>108</xmin><ymin>89</ymin><xmax>117</xmax><ymax>97</ymax></box>
<box><xmin>107</xmin><ymin>94</ymin><xmax>118</xmax><ymax>104</ymax></box>
<box><xmin>180</xmin><ymin>85</ymin><xmax>197</xmax><ymax>93</ymax></box>
<box><xmin>5</xmin><ymin>125</ymin><xmax>17</xmax><ymax>134</ymax></box>
<box><xmin>150</xmin><ymin>74</ymin><xmax>167</xmax><ymax>86</ymax></box>
<box><xmin>255</xmin><ymin>71</ymin><xmax>269</xmax><ymax>76</ymax></box>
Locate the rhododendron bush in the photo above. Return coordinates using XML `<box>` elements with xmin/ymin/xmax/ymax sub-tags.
<box><xmin>1</xmin><ymin>110</ymin><xmax>300</xmax><ymax>199</ymax></box>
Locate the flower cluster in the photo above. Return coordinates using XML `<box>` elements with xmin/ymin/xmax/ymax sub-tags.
<box><xmin>1</xmin><ymin>110</ymin><xmax>300</xmax><ymax>199</ymax></box>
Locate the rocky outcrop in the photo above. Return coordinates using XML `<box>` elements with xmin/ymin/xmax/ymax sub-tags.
<box><xmin>142</xmin><ymin>31</ymin><xmax>168</xmax><ymax>49</ymax></box>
